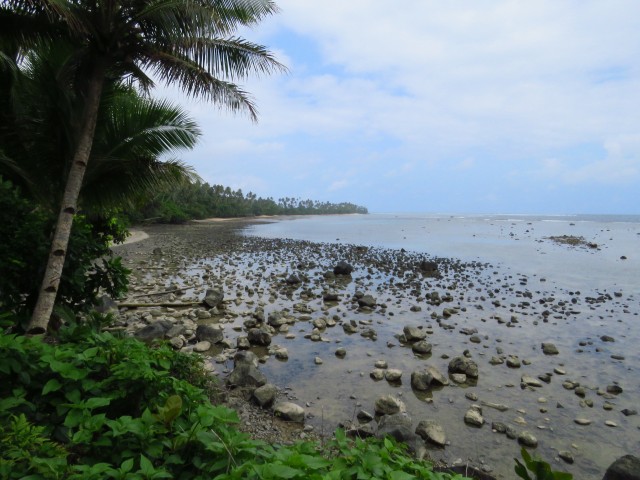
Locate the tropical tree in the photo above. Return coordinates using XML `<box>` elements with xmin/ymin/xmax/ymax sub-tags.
<box><xmin>0</xmin><ymin>40</ymin><xmax>203</xmax><ymax>323</ymax></box>
<box><xmin>1</xmin><ymin>41</ymin><xmax>200</xmax><ymax>212</ymax></box>
<box><xmin>0</xmin><ymin>0</ymin><xmax>284</xmax><ymax>333</ymax></box>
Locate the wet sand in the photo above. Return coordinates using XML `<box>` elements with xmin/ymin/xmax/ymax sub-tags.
<box><xmin>112</xmin><ymin>220</ymin><xmax>639</xmax><ymax>479</ymax></box>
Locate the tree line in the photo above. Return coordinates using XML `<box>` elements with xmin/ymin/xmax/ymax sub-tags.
<box><xmin>129</xmin><ymin>180</ymin><xmax>368</xmax><ymax>223</ymax></box>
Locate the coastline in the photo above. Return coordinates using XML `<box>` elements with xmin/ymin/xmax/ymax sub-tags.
<box><xmin>110</xmin><ymin>221</ymin><xmax>638</xmax><ymax>479</ymax></box>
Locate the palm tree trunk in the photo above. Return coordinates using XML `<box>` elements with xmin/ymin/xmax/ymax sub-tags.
<box><xmin>27</xmin><ymin>63</ymin><xmax>106</xmax><ymax>334</ymax></box>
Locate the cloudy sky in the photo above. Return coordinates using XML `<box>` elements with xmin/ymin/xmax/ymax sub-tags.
<box><xmin>163</xmin><ymin>1</ymin><xmax>640</xmax><ymax>214</ymax></box>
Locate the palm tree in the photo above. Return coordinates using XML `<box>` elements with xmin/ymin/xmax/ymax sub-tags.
<box><xmin>1</xmin><ymin>41</ymin><xmax>200</xmax><ymax>212</ymax></box>
<box><xmin>1</xmin><ymin>0</ymin><xmax>285</xmax><ymax>333</ymax></box>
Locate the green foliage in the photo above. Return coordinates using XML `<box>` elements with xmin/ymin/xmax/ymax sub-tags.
<box><xmin>0</xmin><ymin>324</ymin><xmax>470</xmax><ymax>480</ymax></box>
<box><xmin>128</xmin><ymin>180</ymin><xmax>369</xmax><ymax>224</ymax></box>
<box><xmin>515</xmin><ymin>447</ymin><xmax>573</xmax><ymax>480</ymax></box>
<box><xmin>0</xmin><ymin>177</ymin><xmax>130</xmax><ymax>326</ymax></box>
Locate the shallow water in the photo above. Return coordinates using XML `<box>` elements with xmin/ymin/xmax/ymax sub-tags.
<box><xmin>119</xmin><ymin>216</ymin><xmax>639</xmax><ymax>479</ymax></box>
<box><xmin>239</xmin><ymin>214</ymin><xmax>640</xmax><ymax>478</ymax></box>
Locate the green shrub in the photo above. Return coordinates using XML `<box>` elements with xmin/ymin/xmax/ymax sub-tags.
<box><xmin>515</xmin><ymin>447</ymin><xmax>573</xmax><ymax>480</ymax></box>
<box><xmin>0</xmin><ymin>323</ymin><xmax>470</xmax><ymax>480</ymax></box>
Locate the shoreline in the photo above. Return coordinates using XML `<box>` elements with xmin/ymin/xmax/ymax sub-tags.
<box><xmin>111</xmin><ymin>222</ymin><xmax>638</xmax><ymax>479</ymax></box>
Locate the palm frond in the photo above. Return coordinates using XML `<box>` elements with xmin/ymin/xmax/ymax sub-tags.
<box><xmin>144</xmin><ymin>50</ymin><xmax>259</xmax><ymax>120</ymax></box>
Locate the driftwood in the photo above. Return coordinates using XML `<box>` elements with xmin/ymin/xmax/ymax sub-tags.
<box><xmin>131</xmin><ymin>286</ymin><xmax>192</xmax><ymax>298</ymax></box>
<box><xmin>117</xmin><ymin>302</ymin><xmax>201</xmax><ymax>308</ymax></box>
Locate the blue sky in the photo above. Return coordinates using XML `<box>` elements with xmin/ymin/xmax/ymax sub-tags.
<box><xmin>160</xmin><ymin>1</ymin><xmax>640</xmax><ymax>214</ymax></box>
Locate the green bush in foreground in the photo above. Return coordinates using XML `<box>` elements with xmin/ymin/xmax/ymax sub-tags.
<box><xmin>0</xmin><ymin>321</ymin><xmax>469</xmax><ymax>479</ymax></box>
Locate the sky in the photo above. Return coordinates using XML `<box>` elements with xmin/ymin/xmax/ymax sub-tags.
<box><xmin>160</xmin><ymin>1</ymin><xmax>640</xmax><ymax>215</ymax></box>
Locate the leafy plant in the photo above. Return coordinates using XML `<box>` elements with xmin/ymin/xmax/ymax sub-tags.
<box><xmin>515</xmin><ymin>447</ymin><xmax>573</xmax><ymax>480</ymax></box>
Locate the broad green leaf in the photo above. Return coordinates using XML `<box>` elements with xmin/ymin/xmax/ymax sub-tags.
<box><xmin>120</xmin><ymin>458</ymin><xmax>134</xmax><ymax>473</ymax></box>
<box><xmin>85</xmin><ymin>397</ymin><xmax>111</xmax><ymax>409</ymax></box>
<box><xmin>42</xmin><ymin>378</ymin><xmax>63</xmax><ymax>395</ymax></box>
<box><xmin>140</xmin><ymin>454</ymin><xmax>154</xmax><ymax>476</ymax></box>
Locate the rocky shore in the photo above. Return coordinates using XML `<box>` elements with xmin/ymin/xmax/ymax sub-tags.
<box><xmin>110</xmin><ymin>221</ymin><xmax>639</xmax><ymax>479</ymax></box>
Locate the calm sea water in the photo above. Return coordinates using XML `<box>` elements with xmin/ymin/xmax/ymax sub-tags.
<box><xmin>246</xmin><ymin>213</ymin><xmax>640</xmax><ymax>292</ymax></box>
<box><xmin>242</xmin><ymin>213</ymin><xmax>640</xmax><ymax>478</ymax></box>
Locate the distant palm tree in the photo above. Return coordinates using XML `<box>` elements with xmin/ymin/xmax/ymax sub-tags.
<box><xmin>0</xmin><ymin>0</ymin><xmax>285</xmax><ymax>332</ymax></box>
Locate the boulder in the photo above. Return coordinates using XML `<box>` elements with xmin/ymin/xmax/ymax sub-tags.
<box><xmin>203</xmin><ymin>288</ymin><xmax>224</xmax><ymax>308</ymax></box>
<box><xmin>403</xmin><ymin>326</ymin><xmax>427</xmax><ymax>342</ymax></box>
<box><xmin>253</xmin><ymin>383</ymin><xmax>278</xmax><ymax>408</ymax></box>
<box><xmin>603</xmin><ymin>455</ymin><xmax>640</xmax><ymax>480</ymax></box>
<box><xmin>134</xmin><ymin>321</ymin><xmax>172</xmax><ymax>343</ymax></box>
<box><xmin>333</xmin><ymin>261</ymin><xmax>354</xmax><ymax>275</ymax></box>
<box><xmin>415</xmin><ymin>420</ymin><xmax>446</xmax><ymax>447</ymax></box>
<box><xmin>541</xmin><ymin>342</ymin><xmax>559</xmax><ymax>355</ymax></box>
<box><xmin>517</xmin><ymin>431</ymin><xmax>538</xmax><ymax>448</ymax></box>
<box><xmin>377</xmin><ymin>412</ymin><xmax>414</xmax><ymax>443</ymax></box>
<box><xmin>464</xmin><ymin>405</ymin><xmax>484</xmax><ymax>427</ymax></box>
<box><xmin>226</xmin><ymin>364</ymin><xmax>267</xmax><ymax>388</ymax></box>
<box><xmin>274</xmin><ymin>402</ymin><xmax>305</xmax><ymax>423</ymax></box>
<box><xmin>374</xmin><ymin>395</ymin><xmax>406</xmax><ymax>416</ymax></box>
<box><xmin>448</xmin><ymin>356</ymin><xmax>479</xmax><ymax>378</ymax></box>
<box><xmin>419</xmin><ymin>260</ymin><xmax>439</xmax><ymax>276</ymax></box>
<box><xmin>411</xmin><ymin>366</ymin><xmax>449</xmax><ymax>391</ymax></box>
<box><xmin>196</xmin><ymin>324</ymin><xmax>223</xmax><ymax>344</ymax></box>
<box><xmin>357</xmin><ymin>295</ymin><xmax>377</xmax><ymax>309</ymax></box>
<box><xmin>248</xmin><ymin>327</ymin><xmax>272</xmax><ymax>346</ymax></box>
<box><xmin>234</xmin><ymin>350</ymin><xmax>259</xmax><ymax>368</ymax></box>
<box><xmin>411</xmin><ymin>341</ymin><xmax>433</xmax><ymax>354</ymax></box>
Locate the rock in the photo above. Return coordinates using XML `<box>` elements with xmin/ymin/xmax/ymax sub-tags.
<box><xmin>95</xmin><ymin>295</ymin><xmax>118</xmax><ymax>314</ymax></box>
<box><xmin>411</xmin><ymin>341</ymin><xmax>433</xmax><ymax>354</ymax></box>
<box><xmin>333</xmin><ymin>261</ymin><xmax>354</xmax><ymax>275</ymax></box>
<box><xmin>247</xmin><ymin>327</ymin><xmax>272</xmax><ymax>346</ymax></box>
<box><xmin>374</xmin><ymin>360</ymin><xmax>388</xmax><ymax>369</ymax></box>
<box><xmin>521</xmin><ymin>375</ymin><xmax>543</xmax><ymax>388</ymax></box>
<box><xmin>603</xmin><ymin>455</ymin><xmax>640</xmax><ymax>480</ymax></box>
<box><xmin>285</xmin><ymin>274</ymin><xmax>301</xmax><ymax>285</ymax></box>
<box><xmin>377</xmin><ymin>412</ymin><xmax>414</xmax><ymax>443</ymax></box>
<box><xmin>234</xmin><ymin>350</ymin><xmax>259</xmax><ymax>368</ymax></box>
<box><xmin>253</xmin><ymin>383</ymin><xmax>277</xmax><ymax>408</ymax></box>
<box><xmin>385</xmin><ymin>369</ymin><xmax>403</xmax><ymax>382</ymax></box>
<box><xmin>152</xmin><ymin>247</ymin><xmax>163</xmax><ymax>255</ymax></box>
<box><xmin>489</xmin><ymin>356</ymin><xmax>504</xmax><ymax>365</ymax></box>
<box><xmin>134</xmin><ymin>321</ymin><xmax>172</xmax><ymax>343</ymax></box>
<box><xmin>203</xmin><ymin>288</ymin><xmax>224</xmax><ymax>308</ymax></box>
<box><xmin>415</xmin><ymin>420</ymin><xmax>447</xmax><ymax>447</ymax></box>
<box><xmin>196</xmin><ymin>324</ymin><xmax>223</xmax><ymax>344</ymax></box>
<box><xmin>517</xmin><ymin>431</ymin><xmax>538</xmax><ymax>448</ymax></box>
<box><xmin>451</xmin><ymin>373</ymin><xmax>467</xmax><ymax>384</ymax></box>
<box><xmin>374</xmin><ymin>395</ymin><xmax>406</xmax><ymax>415</ymax></box>
<box><xmin>419</xmin><ymin>260</ymin><xmax>439</xmax><ymax>276</ymax></box>
<box><xmin>464</xmin><ymin>405</ymin><xmax>484</xmax><ymax>427</ymax></box>
<box><xmin>274</xmin><ymin>348</ymin><xmax>289</xmax><ymax>360</ymax></box>
<box><xmin>357</xmin><ymin>295</ymin><xmax>377</xmax><ymax>309</ymax></box>
<box><xmin>193</xmin><ymin>341</ymin><xmax>211</xmax><ymax>352</ymax></box>
<box><xmin>558</xmin><ymin>451</ymin><xmax>574</xmax><ymax>464</ymax></box>
<box><xmin>357</xmin><ymin>410</ymin><xmax>374</xmax><ymax>422</ymax></box>
<box><xmin>370</xmin><ymin>369</ymin><xmax>385</xmax><ymax>381</ymax></box>
<box><xmin>411</xmin><ymin>366</ymin><xmax>449</xmax><ymax>391</ymax></box>
<box><xmin>314</xmin><ymin>357</ymin><xmax>323</xmax><ymax>365</ymax></box>
<box><xmin>226</xmin><ymin>364</ymin><xmax>267</xmax><ymax>388</ymax></box>
<box><xmin>448</xmin><ymin>356</ymin><xmax>479</xmax><ymax>378</ymax></box>
<box><xmin>621</xmin><ymin>409</ymin><xmax>637</xmax><ymax>417</ymax></box>
<box><xmin>574</xmin><ymin>418</ymin><xmax>592</xmax><ymax>425</ymax></box>
<box><xmin>506</xmin><ymin>356</ymin><xmax>521</xmax><ymax>368</ymax></box>
<box><xmin>601</xmin><ymin>335</ymin><xmax>615</xmax><ymax>342</ymax></box>
<box><xmin>323</xmin><ymin>292</ymin><xmax>340</xmax><ymax>302</ymax></box>
<box><xmin>607</xmin><ymin>384</ymin><xmax>623</xmax><ymax>395</ymax></box>
<box><xmin>236</xmin><ymin>336</ymin><xmax>250</xmax><ymax>350</ymax></box>
<box><xmin>169</xmin><ymin>337</ymin><xmax>184</xmax><ymax>349</ymax></box>
<box><xmin>403</xmin><ymin>326</ymin><xmax>427</xmax><ymax>342</ymax></box>
<box><xmin>274</xmin><ymin>402</ymin><xmax>305</xmax><ymax>423</ymax></box>
<box><xmin>541</xmin><ymin>343</ymin><xmax>559</xmax><ymax>355</ymax></box>
<box><xmin>166</xmin><ymin>325</ymin><xmax>185</xmax><ymax>339</ymax></box>
<box><xmin>335</xmin><ymin>347</ymin><xmax>347</xmax><ymax>358</ymax></box>
<box><xmin>267</xmin><ymin>311</ymin><xmax>289</xmax><ymax>328</ymax></box>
